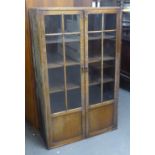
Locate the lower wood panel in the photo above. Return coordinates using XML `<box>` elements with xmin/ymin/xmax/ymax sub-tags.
<box><xmin>88</xmin><ymin>103</ymin><xmax>114</xmax><ymax>135</ymax></box>
<box><xmin>51</xmin><ymin>111</ymin><xmax>83</xmax><ymax>143</ymax></box>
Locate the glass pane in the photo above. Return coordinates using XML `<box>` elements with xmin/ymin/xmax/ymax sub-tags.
<box><xmin>67</xmin><ymin>89</ymin><xmax>81</xmax><ymax>109</ymax></box>
<box><xmin>50</xmin><ymin>92</ymin><xmax>66</xmax><ymax>113</ymax></box>
<box><xmin>102</xmin><ymin>82</ymin><xmax>114</xmax><ymax>101</ymax></box>
<box><xmin>44</xmin><ymin>15</ymin><xmax>62</xmax><ymax>33</ymax></box>
<box><xmin>89</xmin><ymin>62</ymin><xmax>101</xmax><ymax>85</ymax></box>
<box><xmin>103</xmin><ymin>64</ymin><xmax>115</xmax><ymax>82</ymax></box>
<box><xmin>103</xmin><ymin>60</ymin><xmax>115</xmax><ymax>68</ymax></box>
<box><xmin>88</xmin><ymin>33</ymin><xmax>101</xmax><ymax>62</ymax></box>
<box><xmin>66</xmin><ymin>65</ymin><xmax>81</xmax><ymax>89</ymax></box>
<box><xmin>89</xmin><ymin>62</ymin><xmax>101</xmax><ymax>105</ymax></box>
<box><xmin>103</xmin><ymin>32</ymin><xmax>116</xmax><ymax>59</ymax></box>
<box><xmin>64</xmin><ymin>14</ymin><xmax>80</xmax><ymax>32</ymax></box>
<box><xmin>100</xmin><ymin>0</ymin><xmax>118</xmax><ymax>6</ymax></box>
<box><xmin>65</xmin><ymin>35</ymin><xmax>80</xmax><ymax>64</ymax></box>
<box><xmin>89</xmin><ymin>85</ymin><xmax>101</xmax><ymax>105</ymax></box>
<box><xmin>104</xmin><ymin>14</ymin><xmax>116</xmax><ymax>30</ymax></box>
<box><xmin>88</xmin><ymin>14</ymin><xmax>102</xmax><ymax>31</ymax></box>
<box><xmin>48</xmin><ymin>67</ymin><xmax>64</xmax><ymax>92</ymax></box>
<box><xmin>46</xmin><ymin>36</ymin><xmax>63</xmax><ymax>66</ymax></box>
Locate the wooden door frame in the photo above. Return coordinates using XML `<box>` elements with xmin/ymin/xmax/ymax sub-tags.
<box><xmin>84</xmin><ymin>8</ymin><xmax>121</xmax><ymax>137</ymax></box>
<box><xmin>35</xmin><ymin>9</ymin><xmax>86</xmax><ymax>148</ymax></box>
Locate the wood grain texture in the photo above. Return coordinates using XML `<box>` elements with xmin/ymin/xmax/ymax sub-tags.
<box><xmin>25</xmin><ymin>3</ymin><xmax>39</xmax><ymax>129</ymax></box>
<box><xmin>88</xmin><ymin>103</ymin><xmax>114</xmax><ymax>134</ymax></box>
<box><xmin>52</xmin><ymin>111</ymin><xmax>82</xmax><ymax>142</ymax></box>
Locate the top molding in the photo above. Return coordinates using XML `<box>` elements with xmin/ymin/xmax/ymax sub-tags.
<box><xmin>30</xmin><ymin>7</ymin><xmax>121</xmax><ymax>11</ymax></box>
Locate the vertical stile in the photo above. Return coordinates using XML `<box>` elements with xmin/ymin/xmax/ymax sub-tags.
<box><xmin>113</xmin><ymin>10</ymin><xmax>122</xmax><ymax>127</ymax></box>
<box><xmin>84</xmin><ymin>12</ymin><xmax>89</xmax><ymax>137</ymax></box>
<box><xmin>62</xmin><ymin>14</ymin><xmax>68</xmax><ymax>110</ymax></box>
<box><xmin>101</xmin><ymin>13</ymin><xmax>104</xmax><ymax>103</ymax></box>
<box><xmin>80</xmin><ymin>11</ymin><xmax>86</xmax><ymax>138</ymax></box>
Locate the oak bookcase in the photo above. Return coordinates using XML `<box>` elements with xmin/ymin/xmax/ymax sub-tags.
<box><xmin>29</xmin><ymin>7</ymin><xmax>121</xmax><ymax>148</ymax></box>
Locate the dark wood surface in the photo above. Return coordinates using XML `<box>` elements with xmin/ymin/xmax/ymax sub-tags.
<box><xmin>120</xmin><ymin>40</ymin><xmax>130</xmax><ymax>90</ymax></box>
<box><xmin>26</xmin><ymin>2</ymin><xmax>39</xmax><ymax>129</ymax></box>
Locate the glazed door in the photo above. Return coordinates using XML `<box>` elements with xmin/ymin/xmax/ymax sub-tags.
<box><xmin>42</xmin><ymin>11</ymin><xmax>85</xmax><ymax>146</ymax></box>
<box><xmin>84</xmin><ymin>10</ymin><xmax>119</xmax><ymax>136</ymax></box>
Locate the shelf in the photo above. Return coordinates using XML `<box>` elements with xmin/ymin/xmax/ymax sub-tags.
<box><xmin>89</xmin><ymin>56</ymin><xmax>101</xmax><ymax>63</ymax></box>
<box><xmin>49</xmin><ymin>85</ymin><xmax>65</xmax><ymax>93</ymax></box>
<box><xmin>47</xmin><ymin>56</ymin><xmax>80</xmax><ymax>69</ymax></box>
<box><xmin>48</xmin><ymin>61</ymin><xmax>80</xmax><ymax>69</ymax></box>
<box><xmin>88</xmin><ymin>56</ymin><xmax>115</xmax><ymax>63</ymax></box>
<box><xmin>89</xmin><ymin>80</ymin><xmax>101</xmax><ymax>86</ymax></box>
<box><xmin>89</xmin><ymin>76</ymin><xmax>114</xmax><ymax>86</ymax></box>
<box><xmin>103</xmin><ymin>56</ymin><xmax>115</xmax><ymax>61</ymax></box>
<box><xmin>88</xmin><ymin>36</ymin><xmax>101</xmax><ymax>41</ymax></box>
<box><xmin>49</xmin><ymin>82</ymin><xmax>80</xmax><ymax>94</ymax></box>
<box><xmin>66</xmin><ymin>61</ymin><xmax>80</xmax><ymax>66</ymax></box>
<box><xmin>104</xmin><ymin>33</ymin><xmax>116</xmax><ymax>40</ymax></box>
<box><xmin>103</xmin><ymin>77</ymin><xmax>114</xmax><ymax>83</ymax></box>
<box><xmin>48</xmin><ymin>62</ymin><xmax>64</xmax><ymax>69</ymax></box>
<box><xmin>67</xmin><ymin>83</ymin><xmax>80</xmax><ymax>90</ymax></box>
<box><xmin>89</xmin><ymin>34</ymin><xmax>115</xmax><ymax>40</ymax></box>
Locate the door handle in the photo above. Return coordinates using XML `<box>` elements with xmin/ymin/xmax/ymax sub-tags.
<box><xmin>81</xmin><ymin>64</ymin><xmax>88</xmax><ymax>72</ymax></box>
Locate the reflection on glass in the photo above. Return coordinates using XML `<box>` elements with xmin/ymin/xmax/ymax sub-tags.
<box><xmin>88</xmin><ymin>33</ymin><xmax>102</xmax><ymax>41</ymax></box>
<box><xmin>64</xmin><ymin>14</ymin><xmax>80</xmax><ymax>32</ymax></box>
<box><xmin>102</xmin><ymin>82</ymin><xmax>114</xmax><ymax>101</ymax></box>
<box><xmin>44</xmin><ymin>15</ymin><xmax>62</xmax><ymax>33</ymax></box>
<box><xmin>104</xmin><ymin>31</ymin><xmax>116</xmax><ymax>40</ymax></box>
<box><xmin>89</xmin><ymin>85</ymin><xmax>101</xmax><ymax>105</ymax></box>
<box><xmin>103</xmin><ymin>67</ymin><xmax>115</xmax><ymax>82</ymax></box>
<box><xmin>88</xmin><ymin>33</ymin><xmax>101</xmax><ymax>61</ymax></box>
<box><xmin>89</xmin><ymin>62</ymin><xmax>101</xmax><ymax>85</ymax></box>
<box><xmin>66</xmin><ymin>65</ymin><xmax>81</xmax><ymax>89</ymax></box>
<box><xmin>67</xmin><ymin>89</ymin><xmax>81</xmax><ymax>109</ymax></box>
<box><xmin>103</xmin><ymin>32</ymin><xmax>116</xmax><ymax>59</ymax></box>
<box><xmin>64</xmin><ymin>34</ymin><xmax>80</xmax><ymax>42</ymax></box>
<box><xmin>65</xmin><ymin>41</ymin><xmax>80</xmax><ymax>63</ymax></box>
<box><xmin>48</xmin><ymin>67</ymin><xmax>64</xmax><ymax>92</ymax></box>
<box><xmin>46</xmin><ymin>38</ymin><xmax>63</xmax><ymax>66</ymax></box>
<box><xmin>88</xmin><ymin>14</ymin><xmax>102</xmax><ymax>31</ymax></box>
<box><xmin>45</xmin><ymin>35</ymin><xmax>62</xmax><ymax>44</ymax></box>
<box><xmin>104</xmin><ymin>14</ymin><xmax>116</xmax><ymax>30</ymax></box>
<box><xmin>50</xmin><ymin>92</ymin><xmax>66</xmax><ymax>113</ymax></box>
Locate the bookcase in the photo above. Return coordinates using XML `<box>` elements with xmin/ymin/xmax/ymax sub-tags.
<box><xmin>30</xmin><ymin>7</ymin><xmax>121</xmax><ymax>148</ymax></box>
